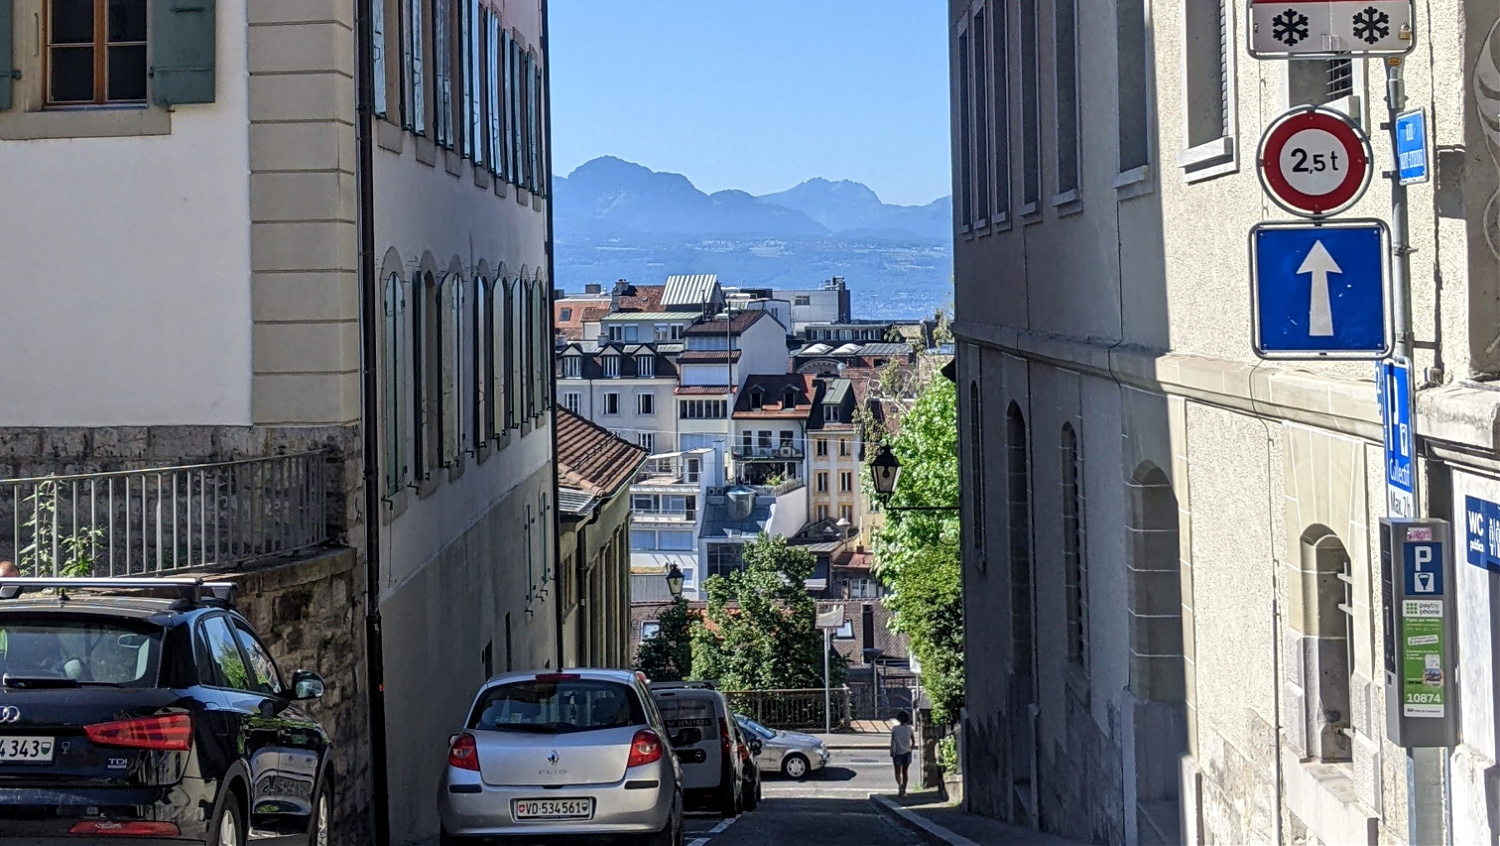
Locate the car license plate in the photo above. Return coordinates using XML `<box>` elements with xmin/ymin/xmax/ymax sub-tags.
<box><xmin>513</xmin><ymin>798</ymin><xmax>594</xmax><ymax>821</ymax></box>
<box><xmin>0</xmin><ymin>736</ymin><xmax>54</xmax><ymax>763</ymax></box>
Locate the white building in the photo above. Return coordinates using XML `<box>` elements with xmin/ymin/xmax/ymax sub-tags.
<box><xmin>629</xmin><ymin>448</ymin><xmax>717</xmax><ymax>598</ymax></box>
<box><xmin>777</xmin><ymin>277</ymin><xmax>852</xmax><ymax>333</ymax></box>
<box><xmin>557</xmin><ymin>340</ymin><xmax>680</xmax><ymax>454</ymax></box>
<box><xmin>730</xmin><ymin>374</ymin><xmax>817</xmax><ymax>487</ymax></box>
<box><xmin>949</xmin><ymin>1</ymin><xmax>1500</xmax><ymax>844</ymax></box>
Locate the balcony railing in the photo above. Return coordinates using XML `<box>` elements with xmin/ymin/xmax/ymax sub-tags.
<box><xmin>0</xmin><ymin>452</ymin><xmax>334</xmax><ymax>577</ymax></box>
<box><xmin>632</xmin><ymin>509</ymin><xmax>696</xmax><ymax>522</ymax></box>
<box><xmin>722</xmin><ymin>687</ymin><xmax>852</xmax><ymax>731</ymax></box>
<box><xmin>732</xmin><ymin>445</ymin><xmax>804</xmax><ymax>461</ymax></box>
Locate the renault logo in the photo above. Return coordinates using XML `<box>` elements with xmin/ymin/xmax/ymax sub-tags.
<box><xmin>0</xmin><ymin>706</ymin><xmax>20</xmax><ymax>724</ymax></box>
<box><xmin>547</xmin><ymin>750</ymin><xmax>559</xmax><ymax>765</ymax></box>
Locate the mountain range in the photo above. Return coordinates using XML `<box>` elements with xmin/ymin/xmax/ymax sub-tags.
<box><xmin>552</xmin><ymin>157</ymin><xmax>955</xmax><ymax>320</ymax></box>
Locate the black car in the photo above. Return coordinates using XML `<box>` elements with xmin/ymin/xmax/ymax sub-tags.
<box><xmin>0</xmin><ymin>577</ymin><xmax>332</xmax><ymax>845</ymax></box>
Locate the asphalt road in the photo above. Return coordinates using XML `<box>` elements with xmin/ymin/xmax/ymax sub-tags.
<box><xmin>684</xmin><ymin>747</ymin><xmax>918</xmax><ymax>846</ymax></box>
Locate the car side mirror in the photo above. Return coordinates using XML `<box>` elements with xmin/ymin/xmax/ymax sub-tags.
<box><xmin>291</xmin><ymin>670</ymin><xmax>325</xmax><ymax>701</ymax></box>
<box><xmin>671</xmin><ymin>727</ymin><xmax>702</xmax><ymax>747</ymax></box>
<box><xmin>749</xmin><ymin>738</ymin><xmax>763</xmax><ymax>755</ymax></box>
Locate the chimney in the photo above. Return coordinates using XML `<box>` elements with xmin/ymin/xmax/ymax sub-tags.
<box><xmin>614</xmin><ymin>278</ymin><xmax>630</xmax><ymax>295</ymax></box>
<box><xmin>585</xmin><ymin>283</ymin><xmax>602</xmax><ymax>295</ymax></box>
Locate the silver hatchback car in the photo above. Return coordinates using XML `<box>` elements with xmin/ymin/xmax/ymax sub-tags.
<box><xmin>437</xmin><ymin>669</ymin><xmax>684</xmax><ymax>845</ymax></box>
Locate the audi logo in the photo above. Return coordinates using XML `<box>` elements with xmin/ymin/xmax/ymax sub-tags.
<box><xmin>0</xmin><ymin>706</ymin><xmax>20</xmax><ymax>725</ymax></box>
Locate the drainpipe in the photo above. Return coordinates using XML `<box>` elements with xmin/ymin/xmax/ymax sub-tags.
<box><xmin>541</xmin><ymin>0</ymin><xmax>563</xmax><ymax>672</ymax></box>
<box><xmin>353</xmin><ymin>0</ymin><xmax>391</xmax><ymax>843</ymax></box>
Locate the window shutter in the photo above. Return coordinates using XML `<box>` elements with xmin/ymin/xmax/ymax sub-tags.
<box><xmin>0</xmin><ymin>0</ymin><xmax>13</xmax><ymax>110</ymax></box>
<box><xmin>151</xmin><ymin>0</ymin><xmax>217</xmax><ymax>106</ymax></box>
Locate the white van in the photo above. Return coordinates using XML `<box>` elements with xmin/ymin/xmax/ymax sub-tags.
<box><xmin>648</xmin><ymin>681</ymin><xmax>759</xmax><ymax>816</ymax></box>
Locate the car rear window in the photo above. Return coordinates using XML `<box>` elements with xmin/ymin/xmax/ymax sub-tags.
<box><xmin>653</xmin><ymin>694</ymin><xmax>720</xmax><ymax>739</ymax></box>
<box><xmin>471</xmin><ymin>678</ymin><xmax>646</xmax><ymax>734</ymax></box>
<box><xmin>0</xmin><ymin>615</ymin><xmax>161</xmax><ymax>688</ymax></box>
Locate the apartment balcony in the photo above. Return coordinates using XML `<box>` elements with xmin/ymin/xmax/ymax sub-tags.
<box><xmin>631</xmin><ymin>508</ymin><xmax>698</xmax><ymax>524</ymax></box>
<box><xmin>733</xmin><ymin>445</ymin><xmax>805</xmax><ymax>461</ymax></box>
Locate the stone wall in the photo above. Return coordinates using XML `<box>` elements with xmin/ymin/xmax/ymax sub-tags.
<box><xmin>1038</xmin><ymin>693</ymin><xmax>1126</xmax><ymax>845</ymax></box>
<box><xmin>217</xmin><ymin>547</ymin><xmax>373</xmax><ymax>841</ymax></box>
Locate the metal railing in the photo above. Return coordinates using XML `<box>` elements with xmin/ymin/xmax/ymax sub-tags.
<box><xmin>0</xmin><ymin>452</ymin><xmax>333</xmax><ymax>577</ymax></box>
<box><xmin>732</xmin><ymin>445</ymin><xmax>805</xmax><ymax>461</ymax></box>
<box><xmin>723</xmin><ymin>687</ymin><xmax>852</xmax><ymax>731</ymax></box>
<box><xmin>632</xmin><ymin>509</ymin><xmax>696</xmax><ymax>522</ymax></box>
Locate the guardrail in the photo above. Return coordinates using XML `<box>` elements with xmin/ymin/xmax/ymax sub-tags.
<box><xmin>0</xmin><ymin>451</ymin><xmax>334</xmax><ymax>577</ymax></box>
<box><xmin>722</xmin><ymin>687</ymin><xmax>853</xmax><ymax>730</ymax></box>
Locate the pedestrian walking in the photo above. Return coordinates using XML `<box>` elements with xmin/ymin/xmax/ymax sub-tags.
<box><xmin>890</xmin><ymin>710</ymin><xmax>914</xmax><ymax>797</ymax></box>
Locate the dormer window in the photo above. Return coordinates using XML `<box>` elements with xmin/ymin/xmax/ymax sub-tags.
<box><xmin>563</xmin><ymin>357</ymin><xmax>581</xmax><ymax>379</ymax></box>
<box><xmin>750</xmin><ymin>388</ymin><xmax>765</xmax><ymax>410</ymax></box>
<box><xmin>823</xmin><ymin>404</ymin><xmax>839</xmax><ymax>423</ymax></box>
<box><xmin>608</xmin><ymin>326</ymin><xmax>623</xmax><ymax>341</ymax></box>
<box><xmin>782</xmin><ymin>389</ymin><xmax>797</xmax><ymax>409</ymax></box>
<box><xmin>603</xmin><ymin>355</ymin><xmax>620</xmax><ymax>378</ymax></box>
<box><xmin>637</xmin><ymin>355</ymin><xmax>655</xmax><ymax>378</ymax></box>
<box><xmin>560</xmin><ymin>307</ymin><xmax>573</xmax><ymax>321</ymax></box>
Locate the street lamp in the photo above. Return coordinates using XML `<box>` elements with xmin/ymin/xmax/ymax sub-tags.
<box><xmin>869</xmin><ymin>445</ymin><xmax>959</xmax><ymax>512</ymax></box>
<box><xmin>665</xmin><ymin>564</ymin><xmax>685</xmax><ymax>599</ymax></box>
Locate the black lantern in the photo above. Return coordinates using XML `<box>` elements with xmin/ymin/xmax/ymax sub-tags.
<box><xmin>870</xmin><ymin>445</ymin><xmax>901</xmax><ymax>497</ymax></box>
<box><xmin>665</xmin><ymin>564</ymin><xmax>685</xmax><ymax>599</ymax></box>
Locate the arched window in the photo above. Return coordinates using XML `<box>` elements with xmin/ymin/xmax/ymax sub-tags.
<box><xmin>381</xmin><ymin>270</ymin><xmax>407</xmax><ymax>496</ymax></box>
<box><xmin>1006</xmin><ymin>404</ymin><xmax>1035</xmax><ymax>678</ymax></box>
<box><xmin>1292</xmin><ymin>526</ymin><xmax>1353</xmax><ymax>763</ymax></box>
<box><xmin>490</xmin><ymin>270</ymin><xmax>508</xmax><ymax>439</ymax></box>
<box><xmin>439</xmin><ymin>270</ymin><xmax>462</xmax><ymax>467</ymax></box>
<box><xmin>414</xmin><ymin>269</ymin><xmax>441</xmax><ymax>480</ymax></box>
<box><xmin>472</xmin><ymin>272</ymin><xmax>492</xmax><ymax>446</ymax></box>
<box><xmin>1061</xmin><ymin>423</ymin><xmax>1088</xmax><ymax>673</ymax></box>
<box><xmin>968</xmin><ymin>380</ymin><xmax>985</xmax><ymax>556</ymax></box>
<box><xmin>511</xmin><ymin>272</ymin><xmax>529</xmax><ymax>427</ymax></box>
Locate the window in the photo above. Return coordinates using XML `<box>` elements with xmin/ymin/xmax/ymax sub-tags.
<box><xmin>414</xmin><ymin>272</ymin><xmax>441</xmax><ymax>480</ymax></box>
<box><xmin>849</xmin><ymin>578</ymin><xmax>880</xmax><ymax>600</ymax></box>
<box><xmin>992</xmin><ymin>2</ymin><xmax>1011</xmax><ymax>222</ymax></box>
<box><xmin>817</xmin><ymin>439</ymin><xmax>829</xmax><ymax>458</ymax></box>
<box><xmin>638</xmin><ymin>432</ymin><xmax>655</xmax><ymax>453</ymax></box>
<box><xmin>1184</xmin><ymin>0</ymin><xmax>1230</xmax><ymax>148</ymax></box>
<box><xmin>1020</xmin><ymin>0</ymin><xmax>1042</xmax><ymax>211</ymax></box>
<box><xmin>373</xmin><ymin>0</ymin><xmax>388</xmax><ymax>117</ymax></box>
<box><xmin>3</xmin><ymin>617</ymin><xmax>159</xmax><ymax>688</ymax></box>
<box><xmin>473</xmin><ymin>276</ymin><xmax>492</xmax><ymax>448</ymax></box>
<box><xmin>671</xmin><ymin>325</ymin><xmax>683</xmax><ymax>340</ymax></box>
<box><xmin>816</xmin><ymin>505</ymin><xmax>829</xmax><ymax>521</ymax></box>
<box><xmin>433</xmin><ymin>0</ymin><xmax>454</xmax><ymax>148</ymax></box>
<box><xmin>840</xmin><ymin>504</ymin><xmax>854</xmax><ymax>522</ymax></box>
<box><xmin>1117</xmin><ymin>0</ymin><xmax>1151</xmax><ymax>175</ymax></box>
<box><xmin>440</xmin><ymin>273</ymin><xmax>462</xmax><ymax>467</ymax></box>
<box><xmin>779</xmin><ymin>431</ymin><xmax>794</xmax><ymax>449</ymax></box>
<box><xmin>637</xmin><ymin>393</ymin><xmax>655</xmax><ymax>415</ymax></box>
<box><xmin>973</xmin><ymin>7</ymin><xmax>991</xmax><ymax>223</ymax></box>
<box><xmin>382</xmin><ymin>273</ymin><xmax>407</xmax><ymax>497</ymax></box>
<box><xmin>742</xmin><ymin>431</ymin><xmax>754</xmax><ymax>453</ymax></box>
<box><xmin>840</xmin><ymin>471</ymin><xmax>853</xmax><ymax>493</ymax></box>
<box><xmin>839</xmin><ymin>439</ymin><xmax>850</xmax><ymax>457</ymax></box>
<box><xmin>637</xmin><ymin>356</ymin><xmax>655</xmax><ymax>378</ymax></box>
<box><xmin>640</xmin><ymin>622</ymin><xmax>662</xmax><ymax>640</ymax></box>
<box><xmin>824</xmin><ymin>405</ymin><xmax>839</xmax><ymax>423</ymax></box>
<box><xmin>1055</xmin><ymin>0</ymin><xmax>1081</xmax><ymax>199</ymax></box>
<box><xmin>1061</xmin><ymin>424</ymin><xmax>1088</xmax><ymax>673</ymax></box>
<box><xmin>631</xmin><ymin>530</ymin><xmax>654</xmax><ymax>551</ymax></box>
<box><xmin>231</xmin><ymin>620</ymin><xmax>286</xmax><ymax>697</ymax></box>
<box><xmin>47</xmin><ymin>0</ymin><xmax>148</xmax><ymax>105</ymax></box>
<box><xmin>563</xmin><ymin>392</ymin><xmax>580</xmax><ymax>414</ymax></box>
<box><xmin>604</xmin><ymin>392</ymin><xmax>620</xmax><ymax>415</ymax></box>
<box><xmin>198</xmin><ymin>616</ymin><xmax>253</xmax><ymax>691</ymax></box>
<box><xmin>957</xmin><ymin>21</ymin><xmax>973</xmax><ymax>227</ymax></box>
<box><xmin>679</xmin><ymin>400</ymin><xmax>726</xmax><ymax>419</ymax></box>
<box><xmin>623</xmin><ymin>326</ymin><xmax>639</xmax><ymax>342</ymax></box>
<box><xmin>562</xmin><ymin>357</ymin><xmax>581</xmax><ymax>379</ymax></box>
<box><xmin>750</xmin><ymin>389</ymin><xmax>765</xmax><ymax>410</ymax></box>
<box><xmin>758</xmin><ymin>431</ymin><xmax>772</xmax><ymax>448</ymax></box>
<box><xmin>603</xmin><ymin>355</ymin><xmax>619</xmax><ymax>378</ymax></box>
<box><xmin>707</xmin><ymin>543</ymin><xmax>744</xmax><ymax>580</ymax></box>
<box><xmin>1007</xmin><ymin>405</ymin><xmax>1035</xmax><ymax>681</ymax></box>
<box><xmin>507</xmin><ymin>278</ymin><xmax>525</xmax><ymax>430</ymax></box>
<box><xmin>1294</xmin><ymin>527</ymin><xmax>1354</xmax><ymax>763</ymax></box>
<box><xmin>817</xmin><ymin>472</ymin><xmax>829</xmax><ymax>493</ymax></box>
<box><xmin>490</xmin><ymin>277</ymin><xmax>508</xmax><ymax>438</ymax></box>
<box><xmin>403</xmin><ymin>0</ymin><xmax>425</xmax><ymax>134</ymax></box>
<box><xmin>489</xmin><ymin>18</ymin><xmax>504</xmax><ymax>176</ymax></box>
<box><xmin>659</xmin><ymin>531</ymin><xmax>694</xmax><ymax>551</ymax></box>
<box><xmin>560</xmin><ymin>307</ymin><xmax>573</xmax><ymax>322</ymax></box>
<box><xmin>794</xmin><ymin>295</ymin><xmax>811</xmax><ymax>306</ymax></box>
<box><xmin>465</xmin><ymin>0</ymin><xmax>482</xmax><ymax>164</ymax></box>
<box><xmin>834</xmin><ymin>620</ymin><xmax>855</xmax><ymax>639</ymax></box>
<box><xmin>969</xmin><ymin>379</ymin><xmax>985</xmax><ymax>554</ymax></box>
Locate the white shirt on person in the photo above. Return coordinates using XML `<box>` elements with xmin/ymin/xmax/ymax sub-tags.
<box><xmin>890</xmin><ymin>724</ymin><xmax>914</xmax><ymax>756</ymax></box>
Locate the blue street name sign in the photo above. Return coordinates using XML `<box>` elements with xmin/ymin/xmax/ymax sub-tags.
<box><xmin>1378</xmin><ymin>359</ymin><xmax>1415</xmax><ymax>519</ymax></box>
<box><xmin>1251</xmin><ymin>220</ymin><xmax>1391</xmax><ymax>359</ymax></box>
<box><xmin>1404</xmin><ymin>541</ymin><xmax>1445</xmax><ymax>597</ymax></box>
<box><xmin>1396</xmin><ymin>108</ymin><xmax>1429</xmax><ymax>186</ymax></box>
<box><xmin>1463</xmin><ymin>495</ymin><xmax>1500</xmax><ymax>572</ymax></box>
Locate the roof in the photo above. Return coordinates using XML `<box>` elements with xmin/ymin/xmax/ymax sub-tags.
<box><xmin>555</xmin><ymin>409</ymin><xmax>648</xmax><ymax>503</ymax></box>
<box><xmin>557</xmin><ymin>487</ymin><xmax>599</xmax><ymax>516</ymax></box>
<box><xmin>821</xmin><ymin>379</ymin><xmax>853</xmax><ymax>406</ymax></box>
<box><xmin>616</xmin><ymin>284</ymin><xmax>666</xmax><ymax>313</ymax></box>
<box><xmin>700</xmin><ymin>491</ymin><xmax>775</xmax><ymax>541</ymax></box>
<box><xmin>599</xmin><ymin>311</ymin><xmax>695</xmax><ymax>322</ymax></box>
<box><xmin>662</xmin><ymin>274</ymin><xmax>720</xmax><ymax>308</ymax></box>
<box><xmin>676</xmin><ymin>385</ymin><xmax>732</xmax><ymax>396</ymax></box>
<box><xmin>734</xmin><ymin>373</ymin><xmax>817</xmax><ymax>419</ymax></box>
<box><xmin>858</xmin><ymin>342</ymin><xmax>913</xmax><ymax>357</ymax></box>
<box><xmin>682</xmin><ymin>309</ymin><xmax>772</xmax><ymax>337</ymax></box>
<box><xmin>677</xmin><ymin>349</ymin><xmax>742</xmax><ymax>364</ymax></box>
<box><xmin>554</xmin><ymin>303</ymin><xmax>610</xmax><ymax>340</ymax></box>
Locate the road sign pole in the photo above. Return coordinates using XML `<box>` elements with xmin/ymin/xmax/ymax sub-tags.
<box><xmin>1383</xmin><ymin>56</ymin><xmax>1447</xmax><ymax>846</ymax></box>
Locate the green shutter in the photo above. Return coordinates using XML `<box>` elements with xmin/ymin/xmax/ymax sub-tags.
<box><xmin>0</xmin><ymin>0</ymin><xmax>15</xmax><ymax>110</ymax></box>
<box><xmin>151</xmin><ymin>0</ymin><xmax>216</xmax><ymax>106</ymax></box>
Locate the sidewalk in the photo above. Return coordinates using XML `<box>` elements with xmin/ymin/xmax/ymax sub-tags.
<box><xmin>870</xmin><ymin>791</ymin><xmax>1084</xmax><ymax>846</ymax></box>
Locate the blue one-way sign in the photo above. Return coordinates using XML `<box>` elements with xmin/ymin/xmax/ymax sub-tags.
<box><xmin>1251</xmin><ymin>220</ymin><xmax>1391</xmax><ymax>359</ymax></box>
<box><xmin>1396</xmin><ymin>108</ymin><xmax>1429</xmax><ymax>186</ymax></box>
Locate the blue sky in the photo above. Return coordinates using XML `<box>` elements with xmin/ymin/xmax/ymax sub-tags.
<box><xmin>548</xmin><ymin>1</ymin><xmax>952</xmax><ymax>208</ymax></box>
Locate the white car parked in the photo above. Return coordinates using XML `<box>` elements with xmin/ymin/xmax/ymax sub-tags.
<box><xmin>735</xmin><ymin>714</ymin><xmax>831</xmax><ymax>779</ymax></box>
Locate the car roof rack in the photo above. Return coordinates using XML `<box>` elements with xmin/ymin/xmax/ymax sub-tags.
<box><xmin>0</xmin><ymin>577</ymin><xmax>237</xmax><ymax>609</ymax></box>
<box><xmin>648</xmin><ymin>679</ymin><xmax>718</xmax><ymax>691</ymax></box>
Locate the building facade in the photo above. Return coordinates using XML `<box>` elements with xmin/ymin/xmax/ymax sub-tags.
<box><xmin>950</xmin><ymin>1</ymin><xmax>1500</xmax><ymax>845</ymax></box>
<box><xmin>0</xmin><ymin>0</ymin><xmax>562</xmax><ymax>842</ymax></box>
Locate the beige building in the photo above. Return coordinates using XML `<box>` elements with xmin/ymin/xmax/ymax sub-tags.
<box><xmin>0</xmin><ymin>0</ymin><xmax>561</xmax><ymax>843</ymax></box>
<box><xmin>950</xmin><ymin>1</ymin><xmax>1500</xmax><ymax>845</ymax></box>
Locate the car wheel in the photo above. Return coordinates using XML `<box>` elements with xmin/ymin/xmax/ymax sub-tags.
<box><xmin>743</xmin><ymin>777</ymin><xmax>760</xmax><ymax>812</ymax></box>
<box><xmin>719</xmin><ymin>775</ymin><xmax>740</xmax><ymax>818</ymax></box>
<box><xmin>782</xmin><ymin>753</ymin><xmax>810</xmax><ymax>779</ymax></box>
<box><xmin>208</xmin><ymin>795</ymin><xmax>245</xmax><ymax>846</ymax></box>
<box><xmin>308</xmin><ymin>781</ymin><xmax>331</xmax><ymax>846</ymax></box>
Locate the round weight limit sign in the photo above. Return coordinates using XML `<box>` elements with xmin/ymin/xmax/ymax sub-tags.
<box><xmin>1258</xmin><ymin>106</ymin><xmax>1373</xmax><ymax>218</ymax></box>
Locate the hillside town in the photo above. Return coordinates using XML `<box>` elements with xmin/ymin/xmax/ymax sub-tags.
<box><xmin>0</xmin><ymin>1</ymin><xmax>1497</xmax><ymax>846</ymax></box>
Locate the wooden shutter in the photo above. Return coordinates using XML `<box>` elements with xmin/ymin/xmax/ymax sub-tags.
<box><xmin>151</xmin><ymin>0</ymin><xmax>217</xmax><ymax>105</ymax></box>
<box><xmin>0</xmin><ymin>0</ymin><xmax>14</xmax><ymax>110</ymax></box>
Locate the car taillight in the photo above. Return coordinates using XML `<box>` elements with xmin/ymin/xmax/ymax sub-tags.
<box><xmin>719</xmin><ymin>718</ymin><xmax>732</xmax><ymax>755</ymax></box>
<box><xmin>627</xmin><ymin>729</ymin><xmax>663</xmax><ymax>768</ymax></box>
<box><xmin>448</xmin><ymin>733</ymin><xmax>480</xmax><ymax>771</ymax></box>
<box><xmin>85</xmin><ymin>714</ymin><xmax>192</xmax><ymax>752</ymax></box>
<box><xmin>69</xmin><ymin>821</ymin><xmax>181</xmax><ymax>836</ymax></box>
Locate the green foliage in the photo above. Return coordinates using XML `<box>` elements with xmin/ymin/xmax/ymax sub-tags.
<box><xmin>936</xmin><ymin>735</ymin><xmax>958</xmax><ymax>774</ymax></box>
<box><xmin>19</xmin><ymin>479</ymin><xmax>103</xmax><ymax>577</ymax></box>
<box><xmin>870</xmin><ymin>379</ymin><xmax>966</xmax><ymax>725</ymax></box>
<box><xmin>635</xmin><ymin>596</ymin><xmax>695</xmax><ymax>682</ymax></box>
<box><xmin>691</xmin><ymin>534</ymin><xmax>847</xmax><ymax>690</ymax></box>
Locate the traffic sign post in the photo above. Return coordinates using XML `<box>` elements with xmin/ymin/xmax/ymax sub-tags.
<box><xmin>1248</xmin><ymin>0</ymin><xmax>1415</xmax><ymax>58</ymax></box>
<box><xmin>1250</xmin><ymin>220</ymin><xmax>1391</xmax><ymax>358</ymax></box>
<box><xmin>1257</xmin><ymin>105</ymin><xmax>1373</xmax><ymax>218</ymax></box>
<box><xmin>1395</xmin><ymin>108</ymin><xmax>1430</xmax><ymax>185</ymax></box>
<box><xmin>1379</xmin><ymin>520</ymin><xmax>1458</xmax><ymax>748</ymax></box>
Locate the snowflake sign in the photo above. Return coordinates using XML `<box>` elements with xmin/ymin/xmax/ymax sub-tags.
<box><xmin>1248</xmin><ymin>0</ymin><xmax>1414</xmax><ymax>58</ymax></box>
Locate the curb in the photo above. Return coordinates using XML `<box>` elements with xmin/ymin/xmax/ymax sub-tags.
<box><xmin>868</xmin><ymin>794</ymin><xmax>979</xmax><ymax>846</ymax></box>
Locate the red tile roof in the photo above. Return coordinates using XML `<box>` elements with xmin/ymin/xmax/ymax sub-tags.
<box><xmin>555</xmin><ymin>409</ymin><xmax>648</xmax><ymax>500</ymax></box>
<box><xmin>733</xmin><ymin>373</ymin><xmax>817</xmax><ymax>420</ymax></box>
<box><xmin>616</xmin><ymin>285</ymin><xmax>666</xmax><ymax>313</ymax></box>
<box><xmin>682</xmin><ymin>309</ymin><xmax>772</xmax><ymax>337</ymax></box>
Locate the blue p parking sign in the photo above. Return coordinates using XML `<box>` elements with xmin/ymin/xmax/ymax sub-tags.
<box><xmin>1403</xmin><ymin>542</ymin><xmax>1444</xmax><ymax>597</ymax></box>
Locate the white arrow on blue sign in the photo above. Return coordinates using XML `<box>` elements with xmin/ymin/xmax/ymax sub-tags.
<box><xmin>1251</xmin><ymin>220</ymin><xmax>1392</xmax><ymax>359</ymax></box>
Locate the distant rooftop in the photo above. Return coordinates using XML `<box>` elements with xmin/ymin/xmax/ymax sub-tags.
<box><xmin>662</xmin><ymin>274</ymin><xmax>720</xmax><ymax>309</ymax></box>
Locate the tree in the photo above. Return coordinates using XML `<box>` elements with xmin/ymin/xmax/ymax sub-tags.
<box><xmin>869</xmin><ymin>378</ymin><xmax>966</xmax><ymax>725</ymax></box>
<box><xmin>691</xmin><ymin>534</ymin><xmax>847</xmax><ymax>690</ymax></box>
<box><xmin>635</xmin><ymin>595</ymin><xmax>694</xmax><ymax>682</ymax></box>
